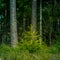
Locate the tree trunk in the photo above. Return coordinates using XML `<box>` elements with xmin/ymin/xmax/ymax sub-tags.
<box><xmin>4</xmin><ymin>0</ymin><xmax>8</xmax><ymax>43</ymax></box>
<box><xmin>0</xmin><ymin>22</ymin><xmax>1</xmax><ymax>40</ymax></box>
<box><xmin>57</xmin><ymin>19</ymin><xmax>59</xmax><ymax>32</ymax></box>
<box><xmin>32</xmin><ymin>0</ymin><xmax>37</xmax><ymax>33</ymax></box>
<box><xmin>49</xmin><ymin>0</ymin><xmax>53</xmax><ymax>46</ymax></box>
<box><xmin>49</xmin><ymin>17</ymin><xmax>53</xmax><ymax>46</ymax></box>
<box><xmin>40</xmin><ymin>0</ymin><xmax>42</xmax><ymax>44</ymax></box>
<box><xmin>23</xmin><ymin>18</ymin><xmax>25</xmax><ymax>30</ymax></box>
<box><xmin>10</xmin><ymin>0</ymin><xmax>18</xmax><ymax>47</ymax></box>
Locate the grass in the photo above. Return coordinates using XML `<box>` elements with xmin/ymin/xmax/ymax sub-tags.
<box><xmin>0</xmin><ymin>44</ymin><xmax>60</xmax><ymax>60</ymax></box>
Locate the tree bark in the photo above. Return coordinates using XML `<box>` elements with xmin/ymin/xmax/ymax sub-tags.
<box><xmin>10</xmin><ymin>0</ymin><xmax>18</xmax><ymax>47</ymax></box>
<box><xmin>40</xmin><ymin>0</ymin><xmax>42</xmax><ymax>44</ymax></box>
<box><xmin>32</xmin><ymin>0</ymin><xmax>37</xmax><ymax>33</ymax></box>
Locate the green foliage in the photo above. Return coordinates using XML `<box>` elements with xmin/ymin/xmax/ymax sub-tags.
<box><xmin>0</xmin><ymin>33</ymin><xmax>60</xmax><ymax>60</ymax></box>
<box><xmin>0</xmin><ymin>0</ymin><xmax>60</xmax><ymax>60</ymax></box>
<box><xmin>19</xmin><ymin>26</ymin><xmax>42</xmax><ymax>53</ymax></box>
<box><xmin>0</xmin><ymin>44</ymin><xmax>60</xmax><ymax>60</ymax></box>
<box><xmin>48</xmin><ymin>34</ymin><xmax>60</xmax><ymax>53</ymax></box>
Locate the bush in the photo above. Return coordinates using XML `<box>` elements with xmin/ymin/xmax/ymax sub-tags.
<box><xmin>18</xmin><ymin>26</ymin><xmax>44</xmax><ymax>53</ymax></box>
<box><xmin>0</xmin><ymin>45</ymin><xmax>51</xmax><ymax>60</ymax></box>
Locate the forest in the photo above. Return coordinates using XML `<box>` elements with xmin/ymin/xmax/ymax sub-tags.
<box><xmin>0</xmin><ymin>0</ymin><xmax>60</xmax><ymax>60</ymax></box>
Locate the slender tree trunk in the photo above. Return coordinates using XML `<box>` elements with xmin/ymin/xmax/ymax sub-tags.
<box><xmin>1</xmin><ymin>22</ymin><xmax>4</xmax><ymax>44</ymax></box>
<box><xmin>40</xmin><ymin>0</ymin><xmax>42</xmax><ymax>44</ymax></box>
<box><xmin>23</xmin><ymin>18</ymin><xmax>25</xmax><ymax>31</ymax></box>
<box><xmin>49</xmin><ymin>17</ymin><xmax>53</xmax><ymax>46</ymax></box>
<box><xmin>32</xmin><ymin>0</ymin><xmax>37</xmax><ymax>33</ymax></box>
<box><xmin>22</xmin><ymin>4</ymin><xmax>25</xmax><ymax>32</ymax></box>
<box><xmin>23</xmin><ymin>14</ymin><xmax>26</xmax><ymax>31</ymax></box>
<box><xmin>0</xmin><ymin>21</ymin><xmax>2</xmax><ymax>44</ymax></box>
<box><xmin>57</xmin><ymin>19</ymin><xmax>59</xmax><ymax>32</ymax></box>
<box><xmin>10</xmin><ymin>0</ymin><xmax>18</xmax><ymax>47</ymax></box>
<box><xmin>49</xmin><ymin>0</ymin><xmax>54</xmax><ymax>46</ymax></box>
<box><xmin>54</xmin><ymin>0</ymin><xmax>59</xmax><ymax>33</ymax></box>
<box><xmin>4</xmin><ymin>0</ymin><xmax>8</xmax><ymax>43</ymax></box>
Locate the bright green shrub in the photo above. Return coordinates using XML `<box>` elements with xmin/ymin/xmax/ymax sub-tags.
<box><xmin>18</xmin><ymin>26</ymin><xmax>43</xmax><ymax>53</ymax></box>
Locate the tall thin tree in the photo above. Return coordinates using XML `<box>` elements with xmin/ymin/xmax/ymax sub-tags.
<box><xmin>49</xmin><ymin>0</ymin><xmax>54</xmax><ymax>46</ymax></box>
<box><xmin>32</xmin><ymin>0</ymin><xmax>37</xmax><ymax>33</ymax></box>
<box><xmin>40</xmin><ymin>0</ymin><xmax>42</xmax><ymax>44</ymax></box>
<box><xmin>10</xmin><ymin>0</ymin><xmax>18</xmax><ymax>47</ymax></box>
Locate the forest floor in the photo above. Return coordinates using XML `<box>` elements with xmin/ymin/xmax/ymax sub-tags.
<box><xmin>0</xmin><ymin>45</ymin><xmax>60</xmax><ymax>60</ymax></box>
<box><xmin>29</xmin><ymin>53</ymin><xmax>60</xmax><ymax>60</ymax></box>
<box><xmin>48</xmin><ymin>53</ymin><xmax>60</xmax><ymax>60</ymax></box>
<box><xmin>0</xmin><ymin>52</ymin><xmax>60</xmax><ymax>60</ymax></box>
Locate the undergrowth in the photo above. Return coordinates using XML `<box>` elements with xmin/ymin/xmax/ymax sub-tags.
<box><xmin>0</xmin><ymin>27</ymin><xmax>60</xmax><ymax>60</ymax></box>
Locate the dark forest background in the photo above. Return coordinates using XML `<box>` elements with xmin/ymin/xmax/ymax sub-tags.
<box><xmin>0</xmin><ymin>0</ymin><xmax>60</xmax><ymax>60</ymax></box>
